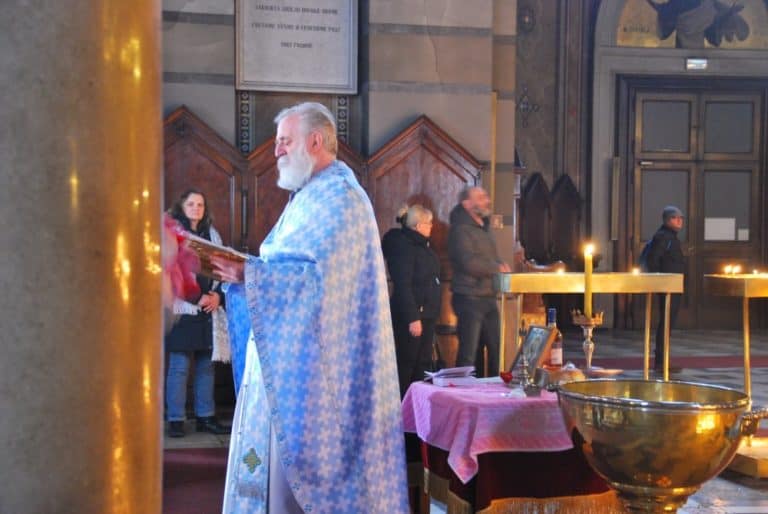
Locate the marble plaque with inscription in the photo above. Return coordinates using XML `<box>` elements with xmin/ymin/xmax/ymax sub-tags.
<box><xmin>236</xmin><ymin>0</ymin><xmax>357</xmax><ymax>93</ymax></box>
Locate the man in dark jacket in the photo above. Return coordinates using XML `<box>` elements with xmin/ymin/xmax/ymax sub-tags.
<box><xmin>647</xmin><ymin>205</ymin><xmax>685</xmax><ymax>373</ymax></box>
<box><xmin>448</xmin><ymin>186</ymin><xmax>510</xmax><ymax>376</ymax></box>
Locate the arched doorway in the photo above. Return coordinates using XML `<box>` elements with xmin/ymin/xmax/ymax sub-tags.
<box><xmin>591</xmin><ymin>0</ymin><xmax>768</xmax><ymax>329</ymax></box>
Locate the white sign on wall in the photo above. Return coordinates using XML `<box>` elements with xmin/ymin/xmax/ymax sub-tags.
<box><xmin>704</xmin><ymin>217</ymin><xmax>736</xmax><ymax>241</ymax></box>
<box><xmin>236</xmin><ymin>1</ymin><xmax>358</xmax><ymax>93</ymax></box>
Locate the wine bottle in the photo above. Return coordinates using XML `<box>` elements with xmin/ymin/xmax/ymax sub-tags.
<box><xmin>547</xmin><ymin>308</ymin><xmax>563</xmax><ymax>368</ymax></box>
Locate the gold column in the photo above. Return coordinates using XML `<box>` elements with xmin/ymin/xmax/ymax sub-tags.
<box><xmin>490</xmin><ymin>91</ymin><xmax>498</xmax><ymax>207</ymax></box>
<box><xmin>643</xmin><ymin>293</ymin><xmax>652</xmax><ymax>380</ymax></box>
<box><xmin>0</xmin><ymin>2</ymin><xmax>162</xmax><ymax>513</ymax></box>
<box><xmin>663</xmin><ymin>293</ymin><xmax>671</xmax><ymax>381</ymax></box>
<box><xmin>742</xmin><ymin>296</ymin><xmax>752</xmax><ymax>402</ymax></box>
<box><xmin>499</xmin><ymin>293</ymin><xmax>506</xmax><ymax>372</ymax></box>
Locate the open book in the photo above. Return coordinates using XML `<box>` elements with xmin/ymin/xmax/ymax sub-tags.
<box><xmin>424</xmin><ymin>366</ymin><xmax>477</xmax><ymax>387</ymax></box>
<box><xmin>182</xmin><ymin>232</ymin><xmax>248</xmax><ymax>281</ymax></box>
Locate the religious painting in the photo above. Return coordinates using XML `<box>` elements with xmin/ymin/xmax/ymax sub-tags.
<box><xmin>509</xmin><ymin>325</ymin><xmax>558</xmax><ymax>377</ymax></box>
<box><xmin>617</xmin><ymin>0</ymin><xmax>768</xmax><ymax>49</ymax></box>
<box><xmin>236</xmin><ymin>0</ymin><xmax>358</xmax><ymax>93</ymax></box>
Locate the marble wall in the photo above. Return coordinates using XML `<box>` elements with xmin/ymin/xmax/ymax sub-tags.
<box><xmin>363</xmin><ymin>0</ymin><xmax>518</xmax><ymax>196</ymax></box>
<box><xmin>161</xmin><ymin>0</ymin><xmax>523</xmax><ymax>258</ymax></box>
<box><xmin>162</xmin><ymin>1</ymin><xmax>236</xmax><ymax>143</ymax></box>
<box><xmin>361</xmin><ymin>0</ymin><xmax>520</xmax><ymax>258</ymax></box>
<box><xmin>161</xmin><ymin>0</ymin><xmax>520</xmax><ymax>198</ymax></box>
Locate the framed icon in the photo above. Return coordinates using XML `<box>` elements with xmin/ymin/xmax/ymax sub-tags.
<box><xmin>509</xmin><ymin>325</ymin><xmax>557</xmax><ymax>377</ymax></box>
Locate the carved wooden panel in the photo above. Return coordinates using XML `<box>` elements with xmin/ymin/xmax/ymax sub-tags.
<box><xmin>549</xmin><ymin>174</ymin><xmax>584</xmax><ymax>329</ymax></box>
<box><xmin>163</xmin><ymin>106</ymin><xmax>247</xmax><ymax>404</ymax></box>
<box><xmin>338</xmin><ymin>141</ymin><xmax>365</xmax><ymax>187</ymax></box>
<box><xmin>244</xmin><ymin>139</ymin><xmax>289</xmax><ymax>254</ymax></box>
<box><xmin>367</xmin><ymin>116</ymin><xmax>482</xmax><ymax>274</ymax></box>
<box><xmin>244</xmin><ymin>140</ymin><xmax>365</xmax><ymax>254</ymax></box>
<box><xmin>164</xmin><ymin>109</ymin><xmax>485</xmax><ymax>272</ymax></box>
<box><xmin>550</xmin><ymin>174</ymin><xmax>582</xmax><ymax>265</ymax></box>
<box><xmin>163</xmin><ymin>106</ymin><xmax>245</xmax><ymax>247</ymax></box>
<box><xmin>165</xmin><ymin>107</ymin><xmax>518</xmax><ymax>367</ymax></box>
<box><xmin>520</xmin><ymin>173</ymin><xmax>552</xmax><ymax>263</ymax></box>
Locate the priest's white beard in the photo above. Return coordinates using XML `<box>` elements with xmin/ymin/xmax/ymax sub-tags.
<box><xmin>277</xmin><ymin>143</ymin><xmax>315</xmax><ymax>191</ymax></box>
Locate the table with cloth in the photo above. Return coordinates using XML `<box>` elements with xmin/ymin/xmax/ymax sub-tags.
<box><xmin>401</xmin><ymin>380</ymin><xmax>624</xmax><ymax>513</ymax></box>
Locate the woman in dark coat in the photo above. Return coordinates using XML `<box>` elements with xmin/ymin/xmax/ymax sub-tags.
<box><xmin>382</xmin><ymin>204</ymin><xmax>442</xmax><ymax>397</ymax></box>
<box><xmin>165</xmin><ymin>189</ymin><xmax>229</xmax><ymax>438</ymax></box>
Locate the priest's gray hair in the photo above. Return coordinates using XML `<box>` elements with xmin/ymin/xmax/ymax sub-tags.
<box><xmin>274</xmin><ymin>102</ymin><xmax>338</xmax><ymax>156</ymax></box>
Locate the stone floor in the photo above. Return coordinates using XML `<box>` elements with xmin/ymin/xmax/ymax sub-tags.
<box><xmin>165</xmin><ymin>328</ymin><xmax>768</xmax><ymax>513</ymax></box>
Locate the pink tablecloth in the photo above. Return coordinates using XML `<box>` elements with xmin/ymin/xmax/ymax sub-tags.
<box><xmin>401</xmin><ymin>381</ymin><xmax>573</xmax><ymax>484</ymax></box>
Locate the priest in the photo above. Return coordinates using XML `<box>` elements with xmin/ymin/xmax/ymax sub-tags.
<box><xmin>212</xmin><ymin>102</ymin><xmax>408</xmax><ymax>514</ymax></box>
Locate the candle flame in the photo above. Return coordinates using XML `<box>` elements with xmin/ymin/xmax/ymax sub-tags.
<box><xmin>584</xmin><ymin>243</ymin><xmax>595</xmax><ymax>257</ymax></box>
<box><xmin>733</xmin><ymin>265</ymin><xmax>742</xmax><ymax>274</ymax></box>
<box><xmin>632</xmin><ymin>267</ymin><xmax>640</xmax><ymax>275</ymax></box>
<box><xmin>724</xmin><ymin>264</ymin><xmax>733</xmax><ymax>274</ymax></box>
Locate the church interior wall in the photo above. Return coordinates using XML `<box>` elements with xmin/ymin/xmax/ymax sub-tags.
<box><xmin>161</xmin><ymin>0</ymin><xmax>522</xmax><ymax>242</ymax></box>
<box><xmin>162</xmin><ymin>2</ymin><xmax>237</xmax><ymax>144</ymax></box>
<box><xmin>515</xmin><ymin>0</ymin><xmax>596</xmax><ymax>207</ymax></box>
<box><xmin>363</xmin><ymin>0</ymin><xmax>495</xmax><ymax>160</ymax></box>
<box><xmin>592</xmin><ymin>0</ymin><xmax>768</xmax><ymax>327</ymax></box>
<box><xmin>489</xmin><ymin>0</ymin><xmax>519</xmax><ymax>259</ymax></box>
<box><xmin>515</xmin><ymin>0</ymin><xmax>559</xmax><ymax>186</ymax></box>
<box><xmin>362</xmin><ymin>0</ymin><xmax>520</xmax><ymax>227</ymax></box>
<box><xmin>163</xmin><ymin>81</ymin><xmax>235</xmax><ymax>143</ymax></box>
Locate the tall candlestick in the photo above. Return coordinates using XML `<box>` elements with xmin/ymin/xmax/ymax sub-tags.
<box><xmin>584</xmin><ymin>243</ymin><xmax>594</xmax><ymax>319</ymax></box>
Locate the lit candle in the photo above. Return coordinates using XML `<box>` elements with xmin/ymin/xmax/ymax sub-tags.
<box><xmin>733</xmin><ymin>264</ymin><xmax>742</xmax><ymax>275</ymax></box>
<box><xmin>632</xmin><ymin>267</ymin><xmax>640</xmax><ymax>275</ymax></box>
<box><xmin>584</xmin><ymin>243</ymin><xmax>594</xmax><ymax>319</ymax></box>
<box><xmin>724</xmin><ymin>264</ymin><xmax>733</xmax><ymax>275</ymax></box>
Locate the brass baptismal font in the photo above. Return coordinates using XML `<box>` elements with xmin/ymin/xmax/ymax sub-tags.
<box><xmin>558</xmin><ymin>379</ymin><xmax>768</xmax><ymax>513</ymax></box>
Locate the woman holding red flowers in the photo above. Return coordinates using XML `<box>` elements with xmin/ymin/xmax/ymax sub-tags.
<box><xmin>164</xmin><ymin>189</ymin><xmax>229</xmax><ymax>438</ymax></box>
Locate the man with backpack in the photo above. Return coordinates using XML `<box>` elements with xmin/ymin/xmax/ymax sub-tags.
<box><xmin>645</xmin><ymin>205</ymin><xmax>685</xmax><ymax>374</ymax></box>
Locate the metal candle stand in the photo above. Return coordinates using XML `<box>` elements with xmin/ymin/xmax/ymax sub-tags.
<box><xmin>571</xmin><ymin>310</ymin><xmax>604</xmax><ymax>370</ymax></box>
<box><xmin>518</xmin><ymin>353</ymin><xmax>542</xmax><ymax>397</ymax></box>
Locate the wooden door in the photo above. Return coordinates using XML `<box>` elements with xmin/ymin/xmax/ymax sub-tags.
<box><xmin>631</xmin><ymin>90</ymin><xmax>763</xmax><ymax>329</ymax></box>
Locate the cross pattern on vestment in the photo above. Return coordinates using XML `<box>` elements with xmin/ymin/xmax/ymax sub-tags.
<box><xmin>242</xmin><ymin>448</ymin><xmax>262</xmax><ymax>473</ymax></box>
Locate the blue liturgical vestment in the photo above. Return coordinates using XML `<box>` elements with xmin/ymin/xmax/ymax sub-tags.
<box><xmin>222</xmin><ymin>160</ymin><xmax>409</xmax><ymax>514</ymax></box>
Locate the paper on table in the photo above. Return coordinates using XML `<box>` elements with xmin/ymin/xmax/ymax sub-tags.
<box><xmin>424</xmin><ymin>366</ymin><xmax>475</xmax><ymax>380</ymax></box>
<box><xmin>424</xmin><ymin>366</ymin><xmax>477</xmax><ymax>387</ymax></box>
<box><xmin>431</xmin><ymin>376</ymin><xmax>478</xmax><ymax>387</ymax></box>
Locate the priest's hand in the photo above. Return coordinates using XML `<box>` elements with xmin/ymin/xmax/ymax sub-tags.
<box><xmin>409</xmin><ymin>320</ymin><xmax>423</xmax><ymax>337</ymax></box>
<box><xmin>211</xmin><ymin>256</ymin><xmax>245</xmax><ymax>284</ymax></box>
